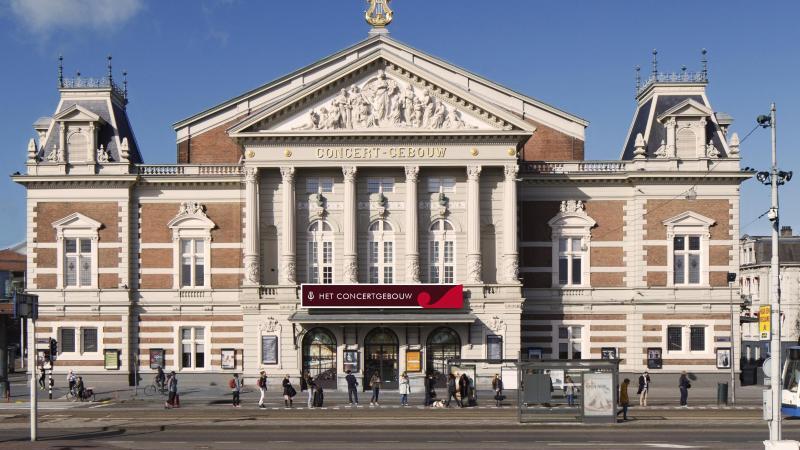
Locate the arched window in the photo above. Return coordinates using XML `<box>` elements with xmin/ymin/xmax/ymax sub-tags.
<box><xmin>302</xmin><ymin>327</ymin><xmax>337</xmax><ymax>389</ymax></box>
<box><xmin>426</xmin><ymin>327</ymin><xmax>461</xmax><ymax>385</ymax></box>
<box><xmin>307</xmin><ymin>220</ymin><xmax>333</xmax><ymax>284</ymax></box>
<box><xmin>428</xmin><ymin>219</ymin><xmax>455</xmax><ymax>283</ymax></box>
<box><xmin>676</xmin><ymin>128</ymin><xmax>697</xmax><ymax>159</ymax></box>
<box><xmin>67</xmin><ymin>131</ymin><xmax>88</xmax><ymax>164</ymax></box>
<box><xmin>368</xmin><ymin>220</ymin><xmax>394</xmax><ymax>284</ymax></box>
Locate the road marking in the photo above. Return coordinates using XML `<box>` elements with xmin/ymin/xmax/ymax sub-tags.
<box><xmin>214</xmin><ymin>442</ymin><xmax>241</xmax><ymax>444</ymax></box>
<box><xmin>376</xmin><ymin>441</ymin><xmax>400</xmax><ymax>443</ymax></box>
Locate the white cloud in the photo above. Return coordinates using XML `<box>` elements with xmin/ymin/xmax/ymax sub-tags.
<box><xmin>10</xmin><ymin>0</ymin><xmax>143</xmax><ymax>33</ymax></box>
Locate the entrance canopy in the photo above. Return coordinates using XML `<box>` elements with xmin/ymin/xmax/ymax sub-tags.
<box><xmin>288</xmin><ymin>310</ymin><xmax>477</xmax><ymax>324</ymax></box>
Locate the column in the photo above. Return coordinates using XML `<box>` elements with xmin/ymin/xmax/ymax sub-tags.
<box><xmin>342</xmin><ymin>166</ymin><xmax>358</xmax><ymax>283</ymax></box>
<box><xmin>243</xmin><ymin>167</ymin><xmax>260</xmax><ymax>286</ymax></box>
<box><xmin>279</xmin><ymin>166</ymin><xmax>296</xmax><ymax>285</ymax></box>
<box><xmin>466</xmin><ymin>165</ymin><xmax>482</xmax><ymax>284</ymax></box>
<box><xmin>502</xmin><ymin>164</ymin><xmax>520</xmax><ymax>284</ymax></box>
<box><xmin>404</xmin><ymin>166</ymin><xmax>420</xmax><ymax>282</ymax></box>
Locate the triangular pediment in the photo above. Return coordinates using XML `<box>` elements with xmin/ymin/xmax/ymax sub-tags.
<box><xmin>662</xmin><ymin>210</ymin><xmax>716</xmax><ymax>228</ymax></box>
<box><xmin>53</xmin><ymin>104</ymin><xmax>103</xmax><ymax>123</ymax></box>
<box><xmin>228</xmin><ymin>52</ymin><xmax>534</xmax><ymax>137</ymax></box>
<box><xmin>51</xmin><ymin>212</ymin><xmax>103</xmax><ymax>231</ymax></box>
<box><xmin>657</xmin><ymin>99</ymin><xmax>712</xmax><ymax>122</ymax></box>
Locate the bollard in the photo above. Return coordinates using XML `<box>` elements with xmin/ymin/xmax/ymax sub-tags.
<box><xmin>48</xmin><ymin>371</ymin><xmax>53</xmax><ymax>400</ymax></box>
<box><xmin>717</xmin><ymin>382</ymin><xmax>728</xmax><ymax>406</ymax></box>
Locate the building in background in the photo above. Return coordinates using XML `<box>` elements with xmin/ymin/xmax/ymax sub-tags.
<box><xmin>0</xmin><ymin>242</ymin><xmax>26</xmax><ymax>371</ymax></box>
<box><xmin>11</xmin><ymin>9</ymin><xmax>750</xmax><ymax>389</ymax></box>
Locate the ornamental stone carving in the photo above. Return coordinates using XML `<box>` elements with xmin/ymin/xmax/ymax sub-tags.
<box><xmin>244</xmin><ymin>166</ymin><xmax>258</xmax><ymax>183</ymax></box>
<box><xmin>503</xmin><ymin>164</ymin><xmax>519</xmax><ymax>180</ymax></box>
<box><xmin>259</xmin><ymin>317</ymin><xmax>280</xmax><ymax>333</ymax></box>
<box><xmin>291</xmin><ymin>69</ymin><xmax>481</xmax><ymax>131</ymax></box>
<box><xmin>280</xmin><ymin>166</ymin><xmax>295</xmax><ymax>183</ymax></box>
<box><xmin>466</xmin><ymin>254</ymin><xmax>482</xmax><ymax>284</ymax></box>
<box><xmin>504</xmin><ymin>254</ymin><xmax>520</xmax><ymax>283</ymax></box>
<box><xmin>466</xmin><ymin>165</ymin><xmax>482</xmax><ymax>181</ymax></box>
<box><xmin>404</xmin><ymin>165</ymin><xmax>419</xmax><ymax>182</ymax></box>
<box><xmin>705</xmin><ymin>139</ymin><xmax>720</xmax><ymax>158</ymax></box>
<box><xmin>178</xmin><ymin>201</ymin><xmax>207</xmax><ymax>217</ymax></box>
<box><xmin>96</xmin><ymin>145</ymin><xmax>110</xmax><ymax>163</ymax></box>
<box><xmin>559</xmin><ymin>200</ymin><xmax>585</xmax><ymax>213</ymax></box>
<box><xmin>342</xmin><ymin>166</ymin><xmax>358</xmax><ymax>182</ymax></box>
<box><xmin>245</xmin><ymin>259</ymin><xmax>260</xmax><ymax>285</ymax></box>
<box><xmin>281</xmin><ymin>258</ymin><xmax>296</xmax><ymax>284</ymax></box>
<box><xmin>343</xmin><ymin>257</ymin><xmax>358</xmax><ymax>283</ymax></box>
<box><xmin>489</xmin><ymin>315</ymin><xmax>506</xmax><ymax>333</ymax></box>
<box><xmin>406</xmin><ymin>256</ymin><xmax>420</xmax><ymax>283</ymax></box>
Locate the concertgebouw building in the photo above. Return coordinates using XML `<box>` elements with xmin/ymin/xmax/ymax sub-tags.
<box><xmin>13</xmin><ymin>3</ymin><xmax>750</xmax><ymax>390</ymax></box>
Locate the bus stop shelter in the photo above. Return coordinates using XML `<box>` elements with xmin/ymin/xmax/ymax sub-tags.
<box><xmin>517</xmin><ymin>359</ymin><xmax>620</xmax><ymax>423</ymax></box>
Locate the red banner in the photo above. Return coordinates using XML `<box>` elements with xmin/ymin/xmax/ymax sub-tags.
<box><xmin>301</xmin><ymin>284</ymin><xmax>463</xmax><ymax>309</ymax></box>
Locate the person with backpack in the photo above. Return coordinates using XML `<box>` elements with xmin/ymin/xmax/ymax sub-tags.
<box><xmin>282</xmin><ymin>374</ymin><xmax>295</xmax><ymax>408</ymax></box>
<box><xmin>679</xmin><ymin>371</ymin><xmax>691</xmax><ymax>406</ymax></box>
<box><xmin>257</xmin><ymin>371</ymin><xmax>267</xmax><ymax>409</ymax></box>
<box><xmin>165</xmin><ymin>372</ymin><xmax>178</xmax><ymax>409</ymax></box>
<box><xmin>229</xmin><ymin>373</ymin><xmax>242</xmax><ymax>408</ymax></box>
<box><xmin>345</xmin><ymin>370</ymin><xmax>359</xmax><ymax>406</ymax></box>
<box><xmin>369</xmin><ymin>371</ymin><xmax>381</xmax><ymax>406</ymax></box>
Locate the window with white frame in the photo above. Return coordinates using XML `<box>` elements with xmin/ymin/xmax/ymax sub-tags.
<box><xmin>429</xmin><ymin>219</ymin><xmax>455</xmax><ymax>283</ymax></box>
<box><xmin>557</xmin><ymin>325</ymin><xmax>583</xmax><ymax>359</ymax></box>
<box><xmin>557</xmin><ymin>237</ymin><xmax>584</xmax><ymax>286</ymax></box>
<box><xmin>367</xmin><ymin>177</ymin><xmax>394</xmax><ymax>193</ymax></box>
<box><xmin>180</xmin><ymin>238</ymin><xmax>206</xmax><ymax>287</ymax></box>
<box><xmin>427</xmin><ymin>176</ymin><xmax>456</xmax><ymax>193</ymax></box>
<box><xmin>180</xmin><ymin>327</ymin><xmax>205</xmax><ymax>369</ymax></box>
<box><xmin>308</xmin><ymin>220</ymin><xmax>334</xmax><ymax>284</ymax></box>
<box><xmin>306</xmin><ymin>177</ymin><xmax>334</xmax><ymax>193</ymax></box>
<box><xmin>663</xmin><ymin>211</ymin><xmax>714</xmax><ymax>287</ymax></box>
<box><xmin>60</xmin><ymin>328</ymin><xmax>76</xmax><ymax>353</ymax></box>
<box><xmin>81</xmin><ymin>328</ymin><xmax>98</xmax><ymax>353</ymax></box>
<box><xmin>667</xmin><ymin>326</ymin><xmax>683</xmax><ymax>351</ymax></box>
<box><xmin>690</xmin><ymin>326</ymin><xmax>706</xmax><ymax>351</ymax></box>
<box><xmin>52</xmin><ymin>212</ymin><xmax>102</xmax><ymax>289</ymax></box>
<box><xmin>667</xmin><ymin>324</ymin><xmax>709</xmax><ymax>353</ymax></box>
<box><xmin>368</xmin><ymin>220</ymin><xmax>394</xmax><ymax>284</ymax></box>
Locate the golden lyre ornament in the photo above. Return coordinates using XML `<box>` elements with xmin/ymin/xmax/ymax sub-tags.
<box><xmin>365</xmin><ymin>0</ymin><xmax>393</xmax><ymax>28</ymax></box>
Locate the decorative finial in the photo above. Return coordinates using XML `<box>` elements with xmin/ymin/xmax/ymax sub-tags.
<box><xmin>107</xmin><ymin>55</ymin><xmax>113</xmax><ymax>82</ymax></box>
<box><xmin>365</xmin><ymin>0</ymin><xmax>393</xmax><ymax>30</ymax></box>
<box><xmin>701</xmin><ymin>48</ymin><xmax>708</xmax><ymax>79</ymax></box>
<box><xmin>58</xmin><ymin>55</ymin><xmax>64</xmax><ymax>88</ymax></box>
<box><xmin>651</xmin><ymin>49</ymin><xmax>658</xmax><ymax>77</ymax></box>
<box><xmin>633</xmin><ymin>133</ymin><xmax>647</xmax><ymax>159</ymax></box>
<box><xmin>635</xmin><ymin>65</ymin><xmax>641</xmax><ymax>94</ymax></box>
<box><xmin>123</xmin><ymin>70</ymin><xmax>128</xmax><ymax>100</ymax></box>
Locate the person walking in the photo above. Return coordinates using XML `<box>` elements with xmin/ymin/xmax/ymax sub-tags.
<box><xmin>257</xmin><ymin>371</ymin><xmax>267</xmax><ymax>409</ymax></box>
<box><xmin>617</xmin><ymin>378</ymin><xmax>631</xmax><ymax>421</ymax></box>
<box><xmin>312</xmin><ymin>382</ymin><xmax>324</xmax><ymax>407</ymax></box>
<box><xmin>369</xmin><ymin>371</ymin><xmax>381</xmax><ymax>406</ymax></box>
<box><xmin>301</xmin><ymin>371</ymin><xmax>314</xmax><ymax>408</ymax></box>
<box><xmin>165</xmin><ymin>372</ymin><xmax>178</xmax><ymax>409</ymax></box>
<box><xmin>638</xmin><ymin>371</ymin><xmax>651</xmax><ymax>406</ymax></box>
<box><xmin>75</xmin><ymin>376</ymin><xmax>85</xmax><ymax>402</ymax></box>
<box><xmin>38</xmin><ymin>364</ymin><xmax>46</xmax><ymax>390</ymax></box>
<box><xmin>492</xmin><ymin>374</ymin><xmax>504</xmax><ymax>407</ymax></box>
<box><xmin>345</xmin><ymin>370</ymin><xmax>359</xmax><ymax>406</ymax></box>
<box><xmin>679</xmin><ymin>371</ymin><xmax>690</xmax><ymax>407</ymax></box>
<box><xmin>424</xmin><ymin>370</ymin><xmax>436</xmax><ymax>407</ymax></box>
<box><xmin>282</xmin><ymin>374</ymin><xmax>295</xmax><ymax>408</ymax></box>
<box><xmin>66</xmin><ymin>370</ymin><xmax>76</xmax><ymax>398</ymax></box>
<box><xmin>447</xmin><ymin>373</ymin><xmax>460</xmax><ymax>407</ymax></box>
<box><xmin>230</xmin><ymin>373</ymin><xmax>242</xmax><ymax>408</ymax></box>
<box><xmin>564</xmin><ymin>375</ymin><xmax>576</xmax><ymax>406</ymax></box>
<box><xmin>458</xmin><ymin>373</ymin><xmax>469</xmax><ymax>407</ymax></box>
<box><xmin>399</xmin><ymin>372</ymin><xmax>410</xmax><ymax>406</ymax></box>
<box><xmin>156</xmin><ymin>366</ymin><xmax>165</xmax><ymax>391</ymax></box>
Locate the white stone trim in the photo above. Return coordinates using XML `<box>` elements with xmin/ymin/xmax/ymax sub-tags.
<box><xmin>52</xmin><ymin>212</ymin><xmax>102</xmax><ymax>289</ymax></box>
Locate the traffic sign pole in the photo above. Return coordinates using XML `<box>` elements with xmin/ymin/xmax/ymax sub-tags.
<box><xmin>28</xmin><ymin>317</ymin><xmax>37</xmax><ymax>441</ymax></box>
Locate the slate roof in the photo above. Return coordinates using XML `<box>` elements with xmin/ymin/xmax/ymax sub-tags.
<box><xmin>745</xmin><ymin>236</ymin><xmax>800</xmax><ymax>265</ymax></box>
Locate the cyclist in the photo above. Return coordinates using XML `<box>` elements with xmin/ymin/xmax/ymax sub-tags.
<box><xmin>155</xmin><ymin>366</ymin><xmax>166</xmax><ymax>392</ymax></box>
<box><xmin>75</xmin><ymin>376</ymin><xmax>85</xmax><ymax>402</ymax></box>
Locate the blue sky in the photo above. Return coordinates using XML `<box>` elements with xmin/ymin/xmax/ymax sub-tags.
<box><xmin>0</xmin><ymin>0</ymin><xmax>798</xmax><ymax>248</ymax></box>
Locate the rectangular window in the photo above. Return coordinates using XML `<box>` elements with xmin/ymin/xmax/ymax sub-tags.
<box><xmin>674</xmin><ymin>235</ymin><xmax>701</xmax><ymax>285</ymax></box>
<box><xmin>487</xmin><ymin>335</ymin><xmax>503</xmax><ymax>362</ymax></box>
<box><xmin>557</xmin><ymin>326</ymin><xmax>582</xmax><ymax>359</ymax></box>
<box><xmin>667</xmin><ymin>326</ymin><xmax>683</xmax><ymax>351</ymax></box>
<box><xmin>262</xmin><ymin>336</ymin><xmax>278</xmax><ymax>364</ymax></box>
<box><xmin>60</xmin><ymin>328</ymin><xmax>75</xmax><ymax>353</ymax></box>
<box><xmin>306</xmin><ymin>177</ymin><xmax>333</xmax><ymax>193</ymax></box>
<box><xmin>427</xmin><ymin>176</ymin><xmax>456</xmax><ymax>193</ymax></box>
<box><xmin>308</xmin><ymin>242</ymin><xmax>319</xmax><ymax>283</ymax></box>
<box><xmin>64</xmin><ymin>238</ymin><xmax>92</xmax><ymax>287</ymax></box>
<box><xmin>81</xmin><ymin>328</ymin><xmax>97</xmax><ymax>353</ymax></box>
<box><xmin>556</xmin><ymin>237</ymin><xmax>584</xmax><ymax>286</ymax></box>
<box><xmin>180</xmin><ymin>238</ymin><xmax>205</xmax><ymax>287</ymax></box>
<box><xmin>180</xmin><ymin>327</ymin><xmax>205</xmax><ymax>369</ymax></box>
<box><xmin>322</xmin><ymin>266</ymin><xmax>332</xmax><ymax>284</ymax></box>
<box><xmin>367</xmin><ymin>177</ymin><xmax>394</xmax><ymax>193</ymax></box>
<box><xmin>690</xmin><ymin>326</ymin><xmax>705</xmax><ymax>351</ymax></box>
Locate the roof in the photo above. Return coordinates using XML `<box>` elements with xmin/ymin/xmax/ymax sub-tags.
<box><xmin>0</xmin><ymin>249</ymin><xmax>25</xmax><ymax>272</ymax></box>
<box><xmin>742</xmin><ymin>235</ymin><xmax>800</xmax><ymax>265</ymax></box>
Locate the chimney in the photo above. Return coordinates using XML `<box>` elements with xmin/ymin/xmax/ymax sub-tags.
<box><xmin>781</xmin><ymin>226</ymin><xmax>793</xmax><ymax>237</ymax></box>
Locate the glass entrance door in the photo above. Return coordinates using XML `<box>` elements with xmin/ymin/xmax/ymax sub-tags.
<box><xmin>364</xmin><ymin>328</ymin><xmax>399</xmax><ymax>390</ymax></box>
<box><xmin>302</xmin><ymin>328</ymin><xmax>337</xmax><ymax>390</ymax></box>
<box><xmin>426</xmin><ymin>327</ymin><xmax>462</xmax><ymax>388</ymax></box>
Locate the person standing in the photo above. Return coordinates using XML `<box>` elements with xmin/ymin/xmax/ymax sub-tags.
<box><xmin>679</xmin><ymin>371</ymin><xmax>690</xmax><ymax>407</ymax></box>
<box><xmin>369</xmin><ymin>371</ymin><xmax>381</xmax><ymax>406</ymax></box>
<box><xmin>257</xmin><ymin>371</ymin><xmax>267</xmax><ymax>409</ymax></box>
<box><xmin>399</xmin><ymin>372</ymin><xmax>410</xmax><ymax>406</ymax></box>
<box><xmin>492</xmin><ymin>374</ymin><xmax>504</xmax><ymax>407</ymax></box>
<box><xmin>38</xmin><ymin>363</ymin><xmax>46</xmax><ymax>390</ymax></box>
<box><xmin>66</xmin><ymin>370</ymin><xmax>76</xmax><ymax>398</ymax></box>
<box><xmin>638</xmin><ymin>371</ymin><xmax>651</xmax><ymax>406</ymax></box>
<box><xmin>564</xmin><ymin>375</ymin><xmax>576</xmax><ymax>407</ymax></box>
<box><xmin>75</xmin><ymin>376</ymin><xmax>85</xmax><ymax>402</ymax></box>
<box><xmin>458</xmin><ymin>373</ymin><xmax>469</xmax><ymax>407</ymax></box>
<box><xmin>617</xmin><ymin>378</ymin><xmax>630</xmax><ymax>421</ymax></box>
<box><xmin>345</xmin><ymin>370</ymin><xmax>359</xmax><ymax>406</ymax></box>
<box><xmin>282</xmin><ymin>374</ymin><xmax>295</xmax><ymax>408</ymax></box>
<box><xmin>165</xmin><ymin>372</ymin><xmax>178</xmax><ymax>409</ymax></box>
<box><xmin>302</xmin><ymin>372</ymin><xmax>314</xmax><ymax>408</ymax></box>
<box><xmin>230</xmin><ymin>373</ymin><xmax>242</xmax><ymax>408</ymax></box>
<box><xmin>447</xmin><ymin>373</ymin><xmax>460</xmax><ymax>407</ymax></box>
<box><xmin>424</xmin><ymin>370</ymin><xmax>436</xmax><ymax>407</ymax></box>
<box><xmin>156</xmin><ymin>366</ymin><xmax>165</xmax><ymax>391</ymax></box>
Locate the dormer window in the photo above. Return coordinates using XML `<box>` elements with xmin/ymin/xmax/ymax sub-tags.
<box><xmin>656</xmin><ymin>99</ymin><xmax>716</xmax><ymax>159</ymax></box>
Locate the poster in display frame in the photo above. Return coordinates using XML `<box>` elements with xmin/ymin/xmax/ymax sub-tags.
<box><xmin>221</xmin><ymin>348</ymin><xmax>236</xmax><ymax>370</ymax></box>
<box><xmin>582</xmin><ymin>372</ymin><xmax>616</xmax><ymax>418</ymax></box>
<box><xmin>646</xmin><ymin>347</ymin><xmax>663</xmax><ymax>369</ymax></box>
<box><xmin>527</xmin><ymin>347</ymin><xmax>543</xmax><ymax>360</ymax></box>
<box><xmin>149</xmin><ymin>348</ymin><xmax>165</xmax><ymax>369</ymax></box>
<box><xmin>104</xmin><ymin>349</ymin><xmax>120</xmax><ymax>370</ymax></box>
<box><xmin>600</xmin><ymin>347</ymin><xmax>617</xmax><ymax>360</ymax></box>
<box><xmin>343</xmin><ymin>349</ymin><xmax>360</xmax><ymax>373</ymax></box>
<box><xmin>261</xmin><ymin>336</ymin><xmax>278</xmax><ymax>365</ymax></box>
<box><xmin>716</xmin><ymin>347</ymin><xmax>732</xmax><ymax>369</ymax></box>
<box><xmin>406</xmin><ymin>350</ymin><xmax>421</xmax><ymax>372</ymax></box>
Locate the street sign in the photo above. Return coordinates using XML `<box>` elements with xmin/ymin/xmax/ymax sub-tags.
<box><xmin>760</xmin><ymin>305</ymin><xmax>771</xmax><ymax>340</ymax></box>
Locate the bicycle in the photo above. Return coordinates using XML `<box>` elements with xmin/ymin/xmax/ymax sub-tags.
<box><xmin>144</xmin><ymin>378</ymin><xmax>167</xmax><ymax>396</ymax></box>
<box><xmin>66</xmin><ymin>386</ymin><xmax>78</xmax><ymax>401</ymax></box>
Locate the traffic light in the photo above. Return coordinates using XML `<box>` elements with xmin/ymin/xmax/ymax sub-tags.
<box><xmin>49</xmin><ymin>338</ymin><xmax>57</xmax><ymax>360</ymax></box>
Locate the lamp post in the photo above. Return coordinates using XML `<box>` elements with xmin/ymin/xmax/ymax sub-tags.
<box><xmin>728</xmin><ymin>272</ymin><xmax>737</xmax><ymax>405</ymax></box>
<box><xmin>755</xmin><ymin>103</ymin><xmax>792</xmax><ymax>441</ymax></box>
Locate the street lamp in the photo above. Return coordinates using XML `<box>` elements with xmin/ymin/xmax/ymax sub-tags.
<box><xmin>754</xmin><ymin>104</ymin><xmax>792</xmax><ymax>442</ymax></box>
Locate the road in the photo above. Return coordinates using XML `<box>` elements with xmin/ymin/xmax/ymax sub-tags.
<box><xmin>0</xmin><ymin>403</ymin><xmax>796</xmax><ymax>449</ymax></box>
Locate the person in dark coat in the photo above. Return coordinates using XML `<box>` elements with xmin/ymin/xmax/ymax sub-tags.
<box><xmin>446</xmin><ymin>373</ymin><xmax>461</xmax><ymax>407</ymax></box>
<box><xmin>282</xmin><ymin>374</ymin><xmax>295</xmax><ymax>408</ymax></box>
<box><xmin>637</xmin><ymin>371</ymin><xmax>651</xmax><ymax>406</ymax></box>
<box><xmin>492</xmin><ymin>374</ymin><xmax>504</xmax><ymax>407</ymax></box>
<box><xmin>345</xmin><ymin>370</ymin><xmax>359</xmax><ymax>406</ymax></box>
<box><xmin>313</xmin><ymin>383</ymin><xmax>324</xmax><ymax>407</ymax></box>
<box><xmin>424</xmin><ymin>370</ymin><xmax>436</xmax><ymax>407</ymax></box>
<box><xmin>458</xmin><ymin>373</ymin><xmax>469</xmax><ymax>407</ymax></box>
<box><xmin>679</xmin><ymin>371</ymin><xmax>690</xmax><ymax>406</ymax></box>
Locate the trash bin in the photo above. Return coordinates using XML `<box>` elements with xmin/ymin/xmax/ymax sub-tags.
<box><xmin>717</xmin><ymin>382</ymin><xmax>729</xmax><ymax>405</ymax></box>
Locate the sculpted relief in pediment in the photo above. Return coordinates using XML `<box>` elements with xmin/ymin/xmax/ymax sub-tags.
<box><xmin>280</xmin><ymin>69</ymin><xmax>496</xmax><ymax>132</ymax></box>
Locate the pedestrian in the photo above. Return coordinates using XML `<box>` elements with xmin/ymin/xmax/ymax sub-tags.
<box><xmin>345</xmin><ymin>369</ymin><xmax>359</xmax><ymax>406</ymax></box>
<box><xmin>301</xmin><ymin>371</ymin><xmax>314</xmax><ymax>408</ymax></box>
<box><xmin>492</xmin><ymin>374</ymin><xmax>504</xmax><ymax>407</ymax></box>
<box><xmin>679</xmin><ymin>371</ymin><xmax>691</xmax><ymax>407</ymax></box>
<box><xmin>75</xmin><ymin>376</ymin><xmax>85</xmax><ymax>402</ymax></box>
<box><xmin>257</xmin><ymin>370</ymin><xmax>268</xmax><ymax>409</ymax></box>
<box><xmin>564</xmin><ymin>375</ymin><xmax>576</xmax><ymax>406</ymax></box>
<box><xmin>458</xmin><ymin>372</ymin><xmax>469</xmax><ymax>407</ymax></box>
<box><xmin>616</xmin><ymin>378</ymin><xmax>630</xmax><ymax>421</ymax></box>
<box><xmin>638</xmin><ymin>371</ymin><xmax>651</xmax><ymax>406</ymax></box>
<box><xmin>156</xmin><ymin>366</ymin><xmax>165</xmax><ymax>391</ymax></box>
<box><xmin>446</xmin><ymin>373</ymin><xmax>460</xmax><ymax>407</ymax></box>
<box><xmin>369</xmin><ymin>371</ymin><xmax>381</xmax><ymax>406</ymax></box>
<box><xmin>38</xmin><ymin>364</ymin><xmax>46</xmax><ymax>390</ymax></box>
<box><xmin>66</xmin><ymin>370</ymin><xmax>76</xmax><ymax>397</ymax></box>
<box><xmin>424</xmin><ymin>370</ymin><xmax>436</xmax><ymax>407</ymax></box>
<box><xmin>399</xmin><ymin>371</ymin><xmax>410</xmax><ymax>406</ymax></box>
<box><xmin>165</xmin><ymin>371</ymin><xmax>178</xmax><ymax>409</ymax></box>
<box><xmin>282</xmin><ymin>374</ymin><xmax>295</xmax><ymax>408</ymax></box>
<box><xmin>313</xmin><ymin>382</ymin><xmax>324</xmax><ymax>407</ymax></box>
<box><xmin>230</xmin><ymin>373</ymin><xmax>242</xmax><ymax>408</ymax></box>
